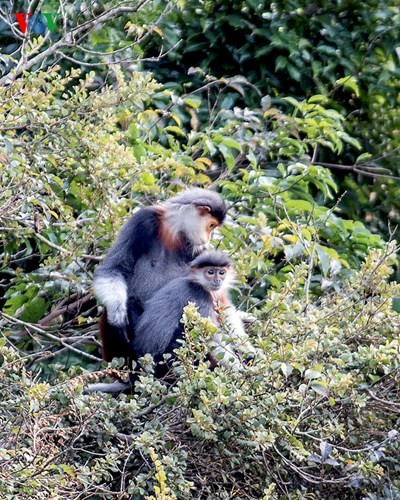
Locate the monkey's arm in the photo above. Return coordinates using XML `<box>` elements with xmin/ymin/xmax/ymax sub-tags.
<box><xmin>133</xmin><ymin>282</ymin><xmax>190</xmax><ymax>361</ymax></box>
<box><xmin>209</xmin><ymin>302</ymin><xmax>256</xmax><ymax>369</ymax></box>
<box><xmin>223</xmin><ymin>304</ymin><xmax>256</xmax><ymax>354</ymax></box>
<box><xmin>93</xmin><ymin>207</ymin><xmax>159</xmax><ymax>327</ymax></box>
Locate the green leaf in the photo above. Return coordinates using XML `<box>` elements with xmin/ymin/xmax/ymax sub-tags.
<box><xmin>184</xmin><ymin>97</ymin><xmax>202</xmax><ymax>109</ymax></box>
<box><xmin>315</xmin><ymin>244</ymin><xmax>331</xmax><ymax>276</ymax></box>
<box><xmin>311</xmin><ymin>383</ymin><xmax>329</xmax><ymax>397</ymax></box>
<box><xmin>335</xmin><ymin>76</ymin><xmax>360</xmax><ymax>97</ymax></box>
<box><xmin>220</xmin><ymin>137</ymin><xmax>242</xmax><ymax>152</ymax></box>
<box><xmin>58</xmin><ymin>464</ymin><xmax>76</xmax><ymax>477</ymax></box>
<box><xmin>304</xmin><ymin>369</ymin><xmax>322</xmax><ymax>380</ymax></box>
<box><xmin>283</xmin><ymin>96</ymin><xmax>300</xmax><ymax>108</ymax></box>
<box><xmin>128</xmin><ymin>123</ymin><xmax>139</xmax><ymax>143</ymax></box>
<box><xmin>133</xmin><ymin>144</ymin><xmax>146</xmax><ymax>160</ymax></box>
<box><xmin>165</xmin><ymin>126</ymin><xmax>185</xmax><ymax>136</ymax></box>
<box><xmin>308</xmin><ymin>94</ymin><xmax>328</xmax><ymax>104</ymax></box>
<box><xmin>281</xmin><ymin>363</ymin><xmax>293</xmax><ymax>377</ymax></box>
<box><xmin>3</xmin><ymin>295</ymin><xmax>27</xmax><ymax>315</ymax></box>
<box><xmin>392</xmin><ymin>298</ymin><xmax>400</xmax><ymax>313</ymax></box>
<box><xmin>20</xmin><ymin>297</ymin><xmax>48</xmax><ymax>323</ymax></box>
<box><xmin>139</xmin><ymin>172</ymin><xmax>155</xmax><ymax>186</ymax></box>
<box><xmin>285</xmin><ymin>199</ymin><xmax>314</xmax><ymax>212</ymax></box>
<box><xmin>355</xmin><ymin>152</ymin><xmax>373</xmax><ymax>164</ymax></box>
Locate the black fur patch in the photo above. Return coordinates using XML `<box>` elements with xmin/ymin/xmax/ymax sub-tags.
<box><xmin>190</xmin><ymin>250</ymin><xmax>231</xmax><ymax>269</ymax></box>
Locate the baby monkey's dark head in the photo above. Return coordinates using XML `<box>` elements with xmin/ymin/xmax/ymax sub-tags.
<box><xmin>189</xmin><ymin>250</ymin><xmax>233</xmax><ymax>292</ymax></box>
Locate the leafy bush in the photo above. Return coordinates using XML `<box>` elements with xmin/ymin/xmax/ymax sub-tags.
<box><xmin>142</xmin><ymin>0</ymin><xmax>400</xmax><ymax>239</ymax></box>
<box><xmin>0</xmin><ymin>246</ymin><xmax>399</xmax><ymax>497</ymax></box>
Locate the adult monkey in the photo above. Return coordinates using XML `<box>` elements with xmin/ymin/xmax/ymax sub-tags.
<box><xmin>93</xmin><ymin>188</ymin><xmax>227</xmax><ymax>363</ymax></box>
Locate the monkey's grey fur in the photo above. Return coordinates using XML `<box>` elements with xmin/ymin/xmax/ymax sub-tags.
<box><xmin>92</xmin><ymin>188</ymin><xmax>227</xmax><ymax>362</ymax></box>
<box><xmin>132</xmin><ymin>251</ymin><xmax>233</xmax><ymax>364</ymax></box>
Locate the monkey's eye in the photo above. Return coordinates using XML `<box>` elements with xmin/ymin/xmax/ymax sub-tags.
<box><xmin>219</xmin><ymin>270</ymin><xmax>226</xmax><ymax>276</ymax></box>
<box><xmin>208</xmin><ymin>222</ymin><xmax>217</xmax><ymax>230</ymax></box>
<box><xmin>207</xmin><ymin>269</ymin><xmax>215</xmax><ymax>276</ymax></box>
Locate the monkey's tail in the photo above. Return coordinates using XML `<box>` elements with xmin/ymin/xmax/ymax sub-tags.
<box><xmin>84</xmin><ymin>381</ymin><xmax>133</xmax><ymax>394</ymax></box>
<box><xmin>84</xmin><ymin>371</ymin><xmax>138</xmax><ymax>394</ymax></box>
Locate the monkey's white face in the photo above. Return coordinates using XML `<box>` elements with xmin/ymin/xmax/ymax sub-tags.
<box><xmin>182</xmin><ymin>207</ymin><xmax>220</xmax><ymax>246</ymax></box>
<box><xmin>191</xmin><ymin>266</ymin><xmax>232</xmax><ymax>292</ymax></box>
<box><xmin>166</xmin><ymin>205</ymin><xmax>220</xmax><ymax>249</ymax></box>
<box><xmin>203</xmin><ymin>267</ymin><xmax>227</xmax><ymax>291</ymax></box>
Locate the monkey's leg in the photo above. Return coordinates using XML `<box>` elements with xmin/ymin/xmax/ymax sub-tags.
<box><xmin>100</xmin><ymin>311</ymin><xmax>132</xmax><ymax>362</ymax></box>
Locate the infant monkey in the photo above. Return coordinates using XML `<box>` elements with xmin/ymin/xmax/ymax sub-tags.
<box><xmin>133</xmin><ymin>250</ymin><xmax>253</xmax><ymax>370</ymax></box>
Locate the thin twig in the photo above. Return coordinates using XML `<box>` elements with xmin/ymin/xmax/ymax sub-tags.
<box><xmin>0</xmin><ymin>311</ymin><xmax>102</xmax><ymax>362</ymax></box>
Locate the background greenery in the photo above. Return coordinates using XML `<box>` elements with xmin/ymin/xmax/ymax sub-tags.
<box><xmin>0</xmin><ymin>0</ymin><xmax>399</xmax><ymax>497</ymax></box>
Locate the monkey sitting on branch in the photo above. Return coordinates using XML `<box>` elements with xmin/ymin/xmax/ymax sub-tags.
<box><xmin>133</xmin><ymin>250</ymin><xmax>254</xmax><ymax>374</ymax></box>
<box><xmin>93</xmin><ymin>188</ymin><xmax>227</xmax><ymax>365</ymax></box>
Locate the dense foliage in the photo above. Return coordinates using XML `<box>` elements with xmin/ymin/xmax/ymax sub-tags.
<box><xmin>0</xmin><ymin>0</ymin><xmax>399</xmax><ymax>497</ymax></box>
<box><xmin>142</xmin><ymin>0</ymin><xmax>400</xmax><ymax>237</ymax></box>
<box><xmin>1</xmin><ymin>249</ymin><xmax>399</xmax><ymax>497</ymax></box>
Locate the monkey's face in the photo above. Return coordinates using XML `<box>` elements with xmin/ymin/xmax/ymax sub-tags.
<box><xmin>204</xmin><ymin>214</ymin><xmax>221</xmax><ymax>240</ymax></box>
<box><xmin>177</xmin><ymin>207</ymin><xmax>221</xmax><ymax>247</ymax></box>
<box><xmin>202</xmin><ymin>266</ymin><xmax>228</xmax><ymax>291</ymax></box>
<box><xmin>192</xmin><ymin>206</ymin><xmax>221</xmax><ymax>245</ymax></box>
<box><xmin>164</xmin><ymin>204</ymin><xmax>222</xmax><ymax>249</ymax></box>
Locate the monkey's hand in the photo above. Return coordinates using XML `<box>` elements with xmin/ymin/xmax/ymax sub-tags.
<box><xmin>237</xmin><ymin>310</ymin><xmax>257</xmax><ymax>324</ymax></box>
<box><xmin>107</xmin><ymin>302</ymin><xmax>128</xmax><ymax>329</ymax></box>
<box><xmin>93</xmin><ymin>275</ymin><xmax>128</xmax><ymax>335</ymax></box>
<box><xmin>209</xmin><ymin>333</ymin><xmax>244</xmax><ymax>370</ymax></box>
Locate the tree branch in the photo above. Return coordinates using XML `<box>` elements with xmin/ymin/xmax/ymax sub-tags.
<box><xmin>0</xmin><ymin>311</ymin><xmax>102</xmax><ymax>362</ymax></box>
<box><xmin>0</xmin><ymin>0</ymin><xmax>154</xmax><ymax>86</ymax></box>
<box><xmin>317</xmin><ymin>161</ymin><xmax>400</xmax><ymax>181</ymax></box>
<box><xmin>38</xmin><ymin>292</ymin><xmax>93</xmax><ymax>327</ymax></box>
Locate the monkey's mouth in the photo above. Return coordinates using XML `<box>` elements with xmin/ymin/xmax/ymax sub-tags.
<box><xmin>209</xmin><ymin>284</ymin><xmax>222</xmax><ymax>291</ymax></box>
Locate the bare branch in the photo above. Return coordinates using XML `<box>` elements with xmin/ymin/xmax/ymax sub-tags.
<box><xmin>318</xmin><ymin>161</ymin><xmax>400</xmax><ymax>181</ymax></box>
<box><xmin>38</xmin><ymin>292</ymin><xmax>93</xmax><ymax>327</ymax></box>
<box><xmin>0</xmin><ymin>0</ymin><xmax>158</xmax><ymax>86</ymax></box>
<box><xmin>0</xmin><ymin>311</ymin><xmax>102</xmax><ymax>362</ymax></box>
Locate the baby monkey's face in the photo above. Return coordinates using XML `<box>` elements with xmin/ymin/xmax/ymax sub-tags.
<box><xmin>202</xmin><ymin>266</ymin><xmax>228</xmax><ymax>291</ymax></box>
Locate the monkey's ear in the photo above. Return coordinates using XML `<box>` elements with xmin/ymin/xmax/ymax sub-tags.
<box><xmin>196</xmin><ymin>205</ymin><xmax>211</xmax><ymax>216</ymax></box>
